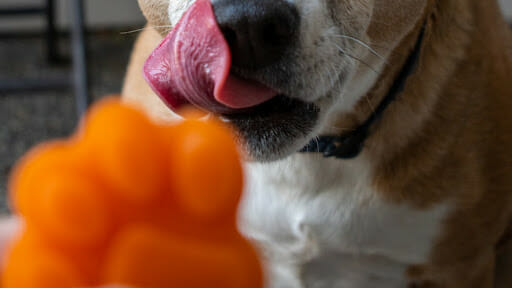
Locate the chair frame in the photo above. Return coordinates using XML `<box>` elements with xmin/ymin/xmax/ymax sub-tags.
<box><xmin>0</xmin><ymin>0</ymin><xmax>91</xmax><ymax>117</ymax></box>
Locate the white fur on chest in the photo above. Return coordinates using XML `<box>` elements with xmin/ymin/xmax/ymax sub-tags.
<box><xmin>239</xmin><ymin>154</ymin><xmax>450</xmax><ymax>288</ymax></box>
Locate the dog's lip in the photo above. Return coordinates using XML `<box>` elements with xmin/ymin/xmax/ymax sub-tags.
<box><xmin>220</xmin><ymin>94</ymin><xmax>306</xmax><ymax>119</ymax></box>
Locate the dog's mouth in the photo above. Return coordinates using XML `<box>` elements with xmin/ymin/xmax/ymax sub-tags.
<box><xmin>143</xmin><ymin>0</ymin><xmax>284</xmax><ymax>116</ymax></box>
<box><xmin>143</xmin><ymin>0</ymin><xmax>319</xmax><ymax>160</ymax></box>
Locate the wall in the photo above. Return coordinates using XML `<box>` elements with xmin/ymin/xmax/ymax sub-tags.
<box><xmin>0</xmin><ymin>0</ymin><xmax>145</xmax><ymax>32</ymax></box>
<box><xmin>0</xmin><ymin>0</ymin><xmax>510</xmax><ymax>33</ymax></box>
<box><xmin>500</xmin><ymin>0</ymin><xmax>512</xmax><ymax>20</ymax></box>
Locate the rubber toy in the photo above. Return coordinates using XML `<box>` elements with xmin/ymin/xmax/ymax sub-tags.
<box><xmin>2</xmin><ymin>97</ymin><xmax>263</xmax><ymax>288</ymax></box>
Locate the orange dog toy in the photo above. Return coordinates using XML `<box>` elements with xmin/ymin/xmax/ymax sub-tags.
<box><xmin>3</xmin><ymin>98</ymin><xmax>263</xmax><ymax>288</ymax></box>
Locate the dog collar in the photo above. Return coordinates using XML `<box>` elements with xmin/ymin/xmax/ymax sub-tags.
<box><xmin>300</xmin><ymin>25</ymin><xmax>426</xmax><ymax>159</ymax></box>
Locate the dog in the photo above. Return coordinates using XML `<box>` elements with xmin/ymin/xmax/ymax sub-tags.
<box><xmin>122</xmin><ymin>0</ymin><xmax>512</xmax><ymax>287</ymax></box>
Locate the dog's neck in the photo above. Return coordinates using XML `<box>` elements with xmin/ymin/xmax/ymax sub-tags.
<box><xmin>300</xmin><ymin>25</ymin><xmax>427</xmax><ymax>159</ymax></box>
<box><xmin>300</xmin><ymin>0</ymin><xmax>474</xmax><ymax>165</ymax></box>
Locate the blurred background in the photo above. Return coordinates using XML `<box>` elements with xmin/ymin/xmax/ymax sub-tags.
<box><xmin>0</xmin><ymin>0</ymin><xmax>145</xmax><ymax>213</ymax></box>
<box><xmin>0</xmin><ymin>0</ymin><xmax>511</xmax><ymax>213</ymax></box>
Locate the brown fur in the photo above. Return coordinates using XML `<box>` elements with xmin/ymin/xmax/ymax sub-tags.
<box><xmin>352</xmin><ymin>0</ymin><xmax>512</xmax><ymax>286</ymax></box>
<box><xmin>123</xmin><ymin>0</ymin><xmax>512</xmax><ymax>286</ymax></box>
<box><xmin>136</xmin><ymin>0</ymin><xmax>171</xmax><ymax>35</ymax></box>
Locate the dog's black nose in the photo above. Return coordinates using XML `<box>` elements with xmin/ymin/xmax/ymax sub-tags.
<box><xmin>213</xmin><ymin>0</ymin><xmax>300</xmax><ymax>69</ymax></box>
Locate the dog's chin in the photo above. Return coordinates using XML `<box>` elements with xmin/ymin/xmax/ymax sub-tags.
<box><xmin>222</xmin><ymin>95</ymin><xmax>320</xmax><ymax>162</ymax></box>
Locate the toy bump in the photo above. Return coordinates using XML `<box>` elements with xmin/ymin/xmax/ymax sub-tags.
<box><xmin>3</xmin><ymin>98</ymin><xmax>263</xmax><ymax>288</ymax></box>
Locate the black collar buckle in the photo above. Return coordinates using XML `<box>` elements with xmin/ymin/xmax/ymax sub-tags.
<box><xmin>299</xmin><ymin>129</ymin><xmax>368</xmax><ymax>159</ymax></box>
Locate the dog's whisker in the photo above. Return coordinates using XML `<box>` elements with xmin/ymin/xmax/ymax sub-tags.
<box><xmin>313</xmin><ymin>136</ymin><xmax>321</xmax><ymax>153</ymax></box>
<box><xmin>120</xmin><ymin>25</ymin><xmax>174</xmax><ymax>35</ymax></box>
<box><xmin>365</xmin><ymin>94</ymin><xmax>375</xmax><ymax>114</ymax></box>
<box><xmin>331</xmin><ymin>35</ymin><xmax>385</xmax><ymax>61</ymax></box>
<box><xmin>326</xmin><ymin>63</ymin><xmax>338</xmax><ymax>88</ymax></box>
<box><xmin>334</xmin><ymin>44</ymin><xmax>378</xmax><ymax>74</ymax></box>
<box><xmin>324</xmin><ymin>123</ymin><xmax>351</xmax><ymax>135</ymax></box>
<box><xmin>120</xmin><ymin>28</ymin><xmax>147</xmax><ymax>35</ymax></box>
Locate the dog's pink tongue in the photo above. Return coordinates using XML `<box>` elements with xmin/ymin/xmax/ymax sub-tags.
<box><xmin>143</xmin><ymin>0</ymin><xmax>277</xmax><ymax>114</ymax></box>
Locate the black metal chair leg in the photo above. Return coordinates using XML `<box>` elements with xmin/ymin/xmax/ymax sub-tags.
<box><xmin>70</xmin><ymin>0</ymin><xmax>90</xmax><ymax>117</ymax></box>
<box><xmin>45</xmin><ymin>0</ymin><xmax>58</xmax><ymax>63</ymax></box>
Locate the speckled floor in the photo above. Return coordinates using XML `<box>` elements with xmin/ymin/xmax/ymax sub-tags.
<box><xmin>0</xmin><ymin>31</ymin><xmax>139</xmax><ymax>214</ymax></box>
